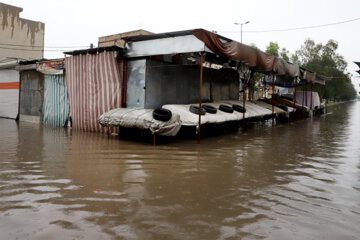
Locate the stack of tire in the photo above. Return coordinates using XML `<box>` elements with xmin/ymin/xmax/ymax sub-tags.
<box><xmin>189</xmin><ymin>104</ymin><xmax>246</xmax><ymax>115</ymax></box>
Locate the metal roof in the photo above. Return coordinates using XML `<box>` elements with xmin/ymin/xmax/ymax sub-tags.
<box><xmin>124</xmin><ymin>29</ymin><xmax>232</xmax><ymax>43</ymax></box>
<box><xmin>64</xmin><ymin>46</ymin><xmax>123</xmax><ymax>56</ymax></box>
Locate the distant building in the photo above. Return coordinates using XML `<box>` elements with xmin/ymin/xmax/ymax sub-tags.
<box><xmin>98</xmin><ymin>29</ymin><xmax>153</xmax><ymax>48</ymax></box>
<box><xmin>0</xmin><ymin>2</ymin><xmax>44</xmax><ymax>119</ymax></box>
<box><xmin>0</xmin><ymin>2</ymin><xmax>45</xmax><ymax>62</ymax></box>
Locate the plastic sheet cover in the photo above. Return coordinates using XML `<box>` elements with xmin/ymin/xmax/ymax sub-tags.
<box><xmin>98</xmin><ymin>108</ymin><xmax>182</xmax><ymax>136</ymax></box>
<box><xmin>163</xmin><ymin>100</ymin><xmax>282</xmax><ymax>126</ymax></box>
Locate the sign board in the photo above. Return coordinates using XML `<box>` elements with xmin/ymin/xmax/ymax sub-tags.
<box><xmin>36</xmin><ymin>59</ymin><xmax>64</xmax><ymax>75</ymax></box>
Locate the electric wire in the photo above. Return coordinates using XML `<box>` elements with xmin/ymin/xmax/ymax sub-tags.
<box><xmin>0</xmin><ymin>43</ymin><xmax>88</xmax><ymax>48</ymax></box>
<box><xmin>218</xmin><ymin>17</ymin><xmax>360</xmax><ymax>33</ymax></box>
<box><xmin>0</xmin><ymin>46</ymin><xmax>82</xmax><ymax>52</ymax></box>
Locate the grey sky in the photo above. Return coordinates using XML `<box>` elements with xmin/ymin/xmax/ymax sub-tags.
<box><xmin>3</xmin><ymin>0</ymin><xmax>360</xmax><ymax>93</ymax></box>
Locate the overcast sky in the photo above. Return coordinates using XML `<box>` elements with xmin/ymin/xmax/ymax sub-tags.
<box><xmin>3</xmin><ymin>0</ymin><xmax>360</xmax><ymax>93</ymax></box>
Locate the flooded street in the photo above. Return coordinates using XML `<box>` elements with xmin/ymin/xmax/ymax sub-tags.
<box><xmin>0</xmin><ymin>102</ymin><xmax>359</xmax><ymax>240</ymax></box>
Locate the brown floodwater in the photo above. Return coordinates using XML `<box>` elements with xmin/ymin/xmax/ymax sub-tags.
<box><xmin>0</xmin><ymin>102</ymin><xmax>359</xmax><ymax>240</ymax></box>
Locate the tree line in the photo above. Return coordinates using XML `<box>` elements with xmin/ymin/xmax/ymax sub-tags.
<box><xmin>264</xmin><ymin>39</ymin><xmax>357</xmax><ymax>101</ymax></box>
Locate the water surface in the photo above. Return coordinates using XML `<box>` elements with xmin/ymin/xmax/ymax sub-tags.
<box><xmin>0</xmin><ymin>102</ymin><xmax>359</xmax><ymax>239</ymax></box>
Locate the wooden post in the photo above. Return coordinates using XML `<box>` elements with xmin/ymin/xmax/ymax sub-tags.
<box><xmin>153</xmin><ymin>134</ymin><xmax>156</xmax><ymax>146</ymax></box>
<box><xmin>293</xmin><ymin>79</ymin><xmax>298</xmax><ymax>121</ymax></box>
<box><xmin>302</xmin><ymin>84</ymin><xmax>305</xmax><ymax>117</ymax></box>
<box><xmin>242</xmin><ymin>75</ymin><xmax>247</xmax><ymax>131</ymax></box>
<box><xmin>198</xmin><ymin>52</ymin><xmax>204</xmax><ymax>144</ymax></box>
<box><xmin>310</xmin><ymin>83</ymin><xmax>313</xmax><ymax>110</ymax></box>
<box><xmin>272</xmin><ymin>74</ymin><xmax>275</xmax><ymax>126</ymax></box>
<box><xmin>122</xmin><ymin>58</ymin><xmax>128</xmax><ymax>108</ymax></box>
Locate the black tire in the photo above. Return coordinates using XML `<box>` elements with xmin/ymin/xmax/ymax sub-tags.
<box><xmin>277</xmin><ymin>104</ymin><xmax>288</xmax><ymax>111</ymax></box>
<box><xmin>153</xmin><ymin>108</ymin><xmax>172</xmax><ymax>121</ymax></box>
<box><xmin>232</xmin><ymin>104</ymin><xmax>246</xmax><ymax>113</ymax></box>
<box><xmin>189</xmin><ymin>105</ymin><xmax>206</xmax><ymax>115</ymax></box>
<box><xmin>202</xmin><ymin>104</ymin><xmax>217</xmax><ymax>114</ymax></box>
<box><xmin>219</xmin><ymin>104</ymin><xmax>234</xmax><ymax>113</ymax></box>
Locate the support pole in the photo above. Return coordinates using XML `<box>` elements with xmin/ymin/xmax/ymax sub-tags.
<box><xmin>122</xmin><ymin>58</ymin><xmax>128</xmax><ymax>108</ymax></box>
<box><xmin>153</xmin><ymin>134</ymin><xmax>156</xmax><ymax>146</ymax></box>
<box><xmin>198</xmin><ymin>52</ymin><xmax>204</xmax><ymax>144</ymax></box>
<box><xmin>272</xmin><ymin>74</ymin><xmax>275</xmax><ymax>126</ymax></box>
<box><xmin>310</xmin><ymin>83</ymin><xmax>313</xmax><ymax>110</ymax></box>
<box><xmin>293</xmin><ymin>79</ymin><xmax>298</xmax><ymax>121</ymax></box>
<box><xmin>302</xmin><ymin>84</ymin><xmax>305</xmax><ymax>117</ymax></box>
<box><xmin>242</xmin><ymin>75</ymin><xmax>247</xmax><ymax>131</ymax></box>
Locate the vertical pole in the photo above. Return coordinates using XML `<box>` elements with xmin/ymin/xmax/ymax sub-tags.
<box><xmin>305</xmin><ymin>84</ymin><xmax>308</xmax><ymax>106</ymax></box>
<box><xmin>293</xmin><ymin>79</ymin><xmax>298</xmax><ymax>121</ymax></box>
<box><xmin>122</xmin><ymin>58</ymin><xmax>128</xmax><ymax>108</ymax></box>
<box><xmin>198</xmin><ymin>52</ymin><xmax>204</xmax><ymax>144</ymax></box>
<box><xmin>310</xmin><ymin>83</ymin><xmax>313</xmax><ymax>110</ymax></box>
<box><xmin>293</xmin><ymin>82</ymin><xmax>297</xmax><ymax>108</ymax></box>
<box><xmin>240</xmin><ymin>24</ymin><xmax>243</xmax><ymax>43</ymax></box>
<box><xmin>16</xmin><ymin>71</ymin><xmax>22</xmax><ymax>121</ymax></box>
<box><xmin>153</xmin><ymin>134</ymin><xmax>156</xmax><ymax>146</ymax></box>
<box><xmin>293</xmin><ymin>79</ymin><xmax>298</xmax><ymax>119</ymax></box>
<box><xmin>302</xmin><ymin>84</ymin><xmax>305</xmax><ymax>117</ymax></box>
<box><xmin>272</xmin><ymin>74</ymin><xmax>275</xmax><ymax>126</ymax></box>
<box><xmin>242</xmin><ymin>75</ymin><xmax>247</xmax><ymax>130</ymax></box>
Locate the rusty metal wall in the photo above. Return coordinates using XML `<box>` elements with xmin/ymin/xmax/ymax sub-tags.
<box><xmin>19</xmin><ymin>70</ymin><xmax>44</xmax><ymax>120</ymax></box>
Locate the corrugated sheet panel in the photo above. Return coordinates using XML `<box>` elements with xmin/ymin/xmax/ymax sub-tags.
<box><xmin>42</xmin><ymin>74</ymin><xmax>69</xmax><ymax>127</ymax></box>
<box><xmin>65</xmin><ymin>51</ymin><xmax>122</xmax><ymax>132</ymax></box>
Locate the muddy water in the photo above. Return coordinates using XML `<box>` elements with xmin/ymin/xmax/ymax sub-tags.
<box><xmin>0</xmin><ymin>102</ymin><xmax>359</xmax><ymax>240</ymax></box>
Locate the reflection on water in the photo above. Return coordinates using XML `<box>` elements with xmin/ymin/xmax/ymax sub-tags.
<box><xmin>0</xmin><ymin>102</ymin><xmax>359</xmax><ymax>239</ymax></box>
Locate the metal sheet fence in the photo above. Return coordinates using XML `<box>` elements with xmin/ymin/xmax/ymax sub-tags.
<box><xmin>42</xmin><ymin>74</ymin><xmax>69</xmax><ymax>127</ymax></box>
<box><xmin>65</xmin><ymin>52</ymin><xmax>122</xmax><ymax>132</ymax></box>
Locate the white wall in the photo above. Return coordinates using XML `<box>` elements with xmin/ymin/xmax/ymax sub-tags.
<box><xmin>0</xmin><ymin>69</ymin><xmax>19</xmax><ymax>119</ymax></box>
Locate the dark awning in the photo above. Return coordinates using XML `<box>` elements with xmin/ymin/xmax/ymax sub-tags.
<box><xmin>191</xmin><ymin>29</ymin><xmax>325</xmax><ymax>85</ymax></box>
<box><xmin>192</xmin><ymin>29</ymin><xmax>275</xmax><ymax>72</ymax></box>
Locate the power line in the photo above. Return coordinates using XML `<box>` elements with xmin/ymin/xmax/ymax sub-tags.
<box><xmin>0</xmin><ymin>43</ymin><xmax>88</xmax><ymax>48</ymax></box>
<box><xmin>218</xmin><ymin>17</ymin><xmax>360</xmax><ymax>33</ymax></box>
<box><xmin>0</xmin><ymin>46</ymin><xmax>78</xmax><ymax>52</ymax></box>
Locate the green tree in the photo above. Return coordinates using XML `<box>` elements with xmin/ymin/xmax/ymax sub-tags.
<box><xmin>293</xmin><ymin>39</ymin><xmax>356</xmax><ymax>100</ymax></box>
<box><xmin>265</xmin><ymin>42</ymin><xmax>280</xmax><ymax>57</ymax></box>
<box><xmin>280</xmin><ymin>48</ymin><xmax>290</xmax><ymax>61</ymax></box>
<box><xmin>265</xmin><ymin>42</ymin><xmax>290</xmax><ymax>61</ymax></box>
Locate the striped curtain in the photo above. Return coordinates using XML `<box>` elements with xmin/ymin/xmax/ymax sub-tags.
<box><xmin>42</xmin><ymin>74</ymin><xmax>69</xmax><ymax>127</ymax></box>
<box><xmin>65</xmin><ymin>52</ymin><xmax>122</xmax><ymax>132</ymax></box>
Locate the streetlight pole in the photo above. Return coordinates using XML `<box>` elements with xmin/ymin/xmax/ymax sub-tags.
<box><xmin>234</xmin><ymin>21</ymin><xmax>250</xmax><ymax>43</ymax></box>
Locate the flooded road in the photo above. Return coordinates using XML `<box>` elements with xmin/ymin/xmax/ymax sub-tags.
<box><xmin>0</xmin><ymin>101</ymin><xmax>359</xmax><ymax>240</ymax></box>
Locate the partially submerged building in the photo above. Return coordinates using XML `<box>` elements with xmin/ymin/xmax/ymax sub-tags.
<box><xmin>0</xmin><ymin>61</ymin><xmax>19</xmax><ymax>119</ymax></box>
<box><xmin>0</xmin><ymin>2</ymin><xmax>44</xmax><ymax>120</ymax></box>
<box><xmin>1</xmin><ymin>26</ymin><xmax>326</xmax><ymax>142</ymax></box>
<box><xmin>97</xmin><ymin>29</ymin><xmax>326</xmax><ymax>140</ymax></box>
